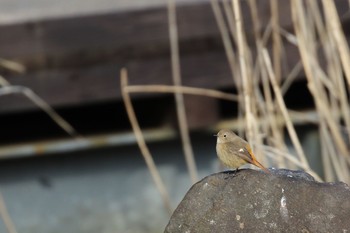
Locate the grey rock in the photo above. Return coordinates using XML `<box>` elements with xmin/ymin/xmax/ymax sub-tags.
<box><xmin>164</xmin><ymin>169</ymin><xmax>350</xmax><ymax>233</ymax></box>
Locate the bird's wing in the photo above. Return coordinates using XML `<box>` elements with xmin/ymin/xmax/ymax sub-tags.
<box><xmin>236</xmin><ymin>145</ymin><xmax>254</xmax><ymax>164</ymax></box>
<box><xmin>239</xmin><ymin>144</ymin><xmax>270</xmax><ymax>172</ymax></box>
<box><xmin>225</xmin><ymin>141</ymin><xmax>254</xmax><ymax>163</ymax></box>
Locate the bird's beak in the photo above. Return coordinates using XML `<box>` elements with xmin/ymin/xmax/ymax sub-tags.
<box><xmin>213</xmin><ymin>134</ymin><xmax>218</xmax><ymax>137</ymax></box>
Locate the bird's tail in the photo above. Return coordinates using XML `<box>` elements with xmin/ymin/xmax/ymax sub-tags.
<box><xmin>252</xmin><ymin>159</ymin><xmax>270</xmax><ymax>173</ymax></box>
<box><xmin>245</xmin><ymin>145</ymin><xmax>270</xmax><ymax>173</ymax></box>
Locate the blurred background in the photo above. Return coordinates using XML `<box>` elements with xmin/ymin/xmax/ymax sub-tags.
<box><xmin>0</xmin><ymin>0</ymin><xmax>350</xmax><ymax>232</ymax></box>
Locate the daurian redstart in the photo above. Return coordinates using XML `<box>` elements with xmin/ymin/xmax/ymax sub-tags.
<box><xmin>215</xmin><ymin>129</ymin><xmax>269</xmax><ymax>173</ymax></box>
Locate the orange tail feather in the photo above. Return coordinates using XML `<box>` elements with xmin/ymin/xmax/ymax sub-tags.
<box><xmin>251</xmin><ymin>159</ymin><xmax>270</xmax><ymax>173</ymax></box>
<box><xmin>246</xmin><ymin>145</ymin><xmax>270</xmax><ymax>173</ymax></box>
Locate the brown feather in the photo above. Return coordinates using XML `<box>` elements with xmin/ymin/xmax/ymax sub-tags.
<box><xmin>215</xmin><ymin>129</ymin><xmax>270</xmax><ymax>173</ymax></box>
<box><xmin>245</xmin><ymin>145</ymin><xmax>270</xmax><ymax>173</ymax></box>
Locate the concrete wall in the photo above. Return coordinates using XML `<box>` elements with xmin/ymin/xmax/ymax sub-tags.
<box><xmin>0</xmin><ymin>133</ymin><xmax>218</xmax><ymax>233</ymax></box>
<box><xmin>0</xmin><ymin>0</ymin><xmax>205</xmax><ymax>24</ymax></box>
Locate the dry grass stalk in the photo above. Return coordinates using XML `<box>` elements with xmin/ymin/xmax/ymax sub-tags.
<box><xmin>222</xmin><ymin>0</ymin><xmax>238</xmax><ymax>45</ymax></box>
<box><xmin>0</xmin><ymin>75</ymin><xmax>10</xmax><ymax>86</ymax></box>
<box><xmin>270</xmin><ymin>0</ymin><xmax>282</xmax><ymax>84</ymax></box>
<box><xmin>280</xmin><ymin>61</ymin><xmax>302</xmax><ymax>95</ymax></box>
<box><xmin>320</xmin><ymin>122</ymin><xmax>344</xmax><ymax>180</ymax></box>
<box><xmin>322</xmin><ymin>0</ymin><xmax>350</xmax><ymax>88</ymax></box>
<box><xmin>210</xmin><ymin>0</ymin><xmax>240</xmax><ymax>88</ymax></box>
<box><xmin>320</xmin><ymin>127</ymin><xmax>335</xmax><ymax>181</ymax></box>
<box><xmin>168</xmin><ymin>0</ymin><xmax>198</xmax><ymax>183</ymax></box>
<box><xmin>262</xmin><ymin>48</ymin><xmax>310</xmax><ymax>169</ymax></box>
<box><xmin>211</xmin><ymin>0</ymin><xmax>247</xmax><ymax>140</ymax></box>
<box><xmin>0</xmin><ymin>191</ymin><xmax>18</xmax><ymax>233</ymax></box>
<box><xmin>292</xmin><ymin>0</ymin><xmax>350</xmax><ymax>182</ymax></box>
<box><xmin>0</xmin><ymin>58</ymin><xmax>25</xmax><ymax>74</ymax></box>
<box><xmin>125</xmin><ymin>85</ymin><xmax>238</xmax><ymax>101</ymax></box>
<box><xmin>0</xmin><ymin>85</ymin><xmax>80</xmax><ymax>139</ymax></box>
<box><xmin>257</xmin><ymin>144</ymin><xmax>322</xmax><ymax>181</ymax></box>
<box><xmin>293</xmin><ymin>0</ymin><xmax>349</xmax><ymax>152</ymax></box>
<box><xmin>232</xmin><ymin>0</ymin><xmax>257</xmax><ymax>144</ymax></box>
<box><xmin>248</xmin><ymin>0</ymin><xmax>287</xmax><ymax>167</ymax></box>
<box><xmin>120</xmin><ymin>68</ymin><xmax>173</xmax><ymax>214</ymax></box>
<box><xmin>311</xmin><ymin>1</ymin><xmax>350</xmax><ymax>142</ymax></box>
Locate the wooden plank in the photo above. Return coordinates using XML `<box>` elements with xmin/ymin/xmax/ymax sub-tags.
<box><xmin>0</xmin><ymin>51</ymin><xmax>230</xmax><ymax>112</ymax></box>
<box><xmin>0</xmin><ymin>3</ymin><xmax>219</xmax><ymax>68</ymax></box>
<box><xmin>0</xmin><ymin>1</ymin><xmax>349</xmax><ymax>114</ymax></box>
<box><xmin>0</xmin><ymin>44</ymin><xmax>302</xmax><ymax>113</ymax></box>
<box><xmin>0</xmin><ymin>0</ymin><xmax>180</xmax><ymax>25</ymax></box>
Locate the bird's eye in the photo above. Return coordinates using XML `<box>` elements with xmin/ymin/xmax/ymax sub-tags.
<box><xmin>224</xmin><ymin>134</ymin><xmax>227</xmax><ymax>137</ymax></box>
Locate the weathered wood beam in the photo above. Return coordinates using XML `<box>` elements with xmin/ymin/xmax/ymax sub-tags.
<box><xmin>0</xmin><ymin>1</ymin><xmax>349</xmax><ymax>114</ymax></box>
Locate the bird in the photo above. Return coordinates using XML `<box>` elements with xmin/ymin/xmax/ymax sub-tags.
<box><xmin>215</xmin><ymin>129</ymin><xmax>270</xmax><ymax>173</ymax></box>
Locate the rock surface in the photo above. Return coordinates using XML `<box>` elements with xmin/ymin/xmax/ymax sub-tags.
<box><xmin>164</xmin><ymin>169</ymin><xmax>350</xmax><ymax>233</ymax></box>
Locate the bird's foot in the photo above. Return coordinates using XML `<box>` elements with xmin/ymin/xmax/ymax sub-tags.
<box><xmin>223</xmin><ymin>169</ymin><xmax>239</xmax><ymax>179</ymax></box>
